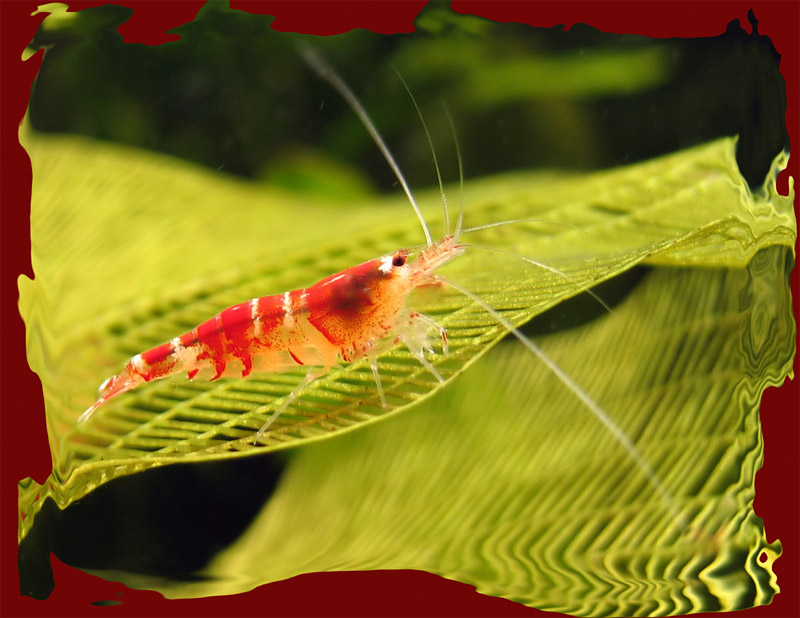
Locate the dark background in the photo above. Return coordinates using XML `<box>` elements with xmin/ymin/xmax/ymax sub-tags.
<box><xmin>25</xmin><ymin>1</ymin><xmax>788</xmax><ymax>189</ymax></box>
<box><xmin>2</xmin><ymin>1</ymin><xmax>798</xmax><ymax>617</ymax></box>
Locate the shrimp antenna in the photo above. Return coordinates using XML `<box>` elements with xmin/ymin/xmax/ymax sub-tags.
<box><xmin>461</xmin><ymin>217</ymin><xmax>587</xmax><ymax>235</ymax></box>
<box><xmin>442</xmin><ymin>277</ymin><xmax>685</xmax><ymax>527</ymax></box>
<box><xmin>301</xmin><ymin>47</ymin><xmax>433</xmax><ymax>246</ymax></box>
<box><xmin>441</xmin><ymin>103</ymin><xmax>465</xmax><ymax>239</ymax></box>
<box><xmin>391</xmin><ymin>67</ymin><xmax>451</xmax><ymax>235</ymax></box>
<box><xmin>459</xmin><ymin>243</ymin><xmax>614</xmax><ymax>314</ymax></box>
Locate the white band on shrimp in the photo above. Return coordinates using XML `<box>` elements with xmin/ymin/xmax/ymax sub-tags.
<box><xmin>379</xmin><ymin>255</ymin><xmax>394</xmax><ymax>274</ymax></box>
<box><xmin>282</xmin><ymin>291</ymin><xmax>295</xmax><ymax>329</ymax></box>
<box><xmin>250</xmin><ymin>298</ymin><xmax>263</xmax><ymax>338</ymax></box>
<box><xmin>131</xmin><ymin>354</ymin><xmax>145</xmax><ymax>372</ymax></box>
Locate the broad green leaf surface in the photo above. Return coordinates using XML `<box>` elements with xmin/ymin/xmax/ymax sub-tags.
<box><xmin>17</xmin><ymin>130</ymin><xmax>794</xmax><ymax>561</ymax></box>
<box><xmin>103</xmin><ymin>245</ymin><xmax>794</xmax><ymax>616</ymax></box>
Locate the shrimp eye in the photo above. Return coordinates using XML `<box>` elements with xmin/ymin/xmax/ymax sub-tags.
<box><xmin>392</xmin><ymin>255</ymin><xmax>406</xmax><ymax>267</ymax></box>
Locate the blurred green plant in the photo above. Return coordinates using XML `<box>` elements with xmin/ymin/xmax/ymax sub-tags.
<box><xmin>28</xmin><ymin>1</ymin><xmax>786</xmax><ymax>187</ymax></box>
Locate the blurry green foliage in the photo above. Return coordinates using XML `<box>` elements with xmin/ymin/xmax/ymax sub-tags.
<box><xmin>29</xmin><ymin>2</ymin><xmax>786</xmax><ymax>187</ymax></box>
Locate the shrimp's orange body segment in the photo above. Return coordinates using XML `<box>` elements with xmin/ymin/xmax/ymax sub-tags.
<box><xmin>79</xmin><ymin>239</ymin><xmax>464</xmax><ymax>424</ymax></box>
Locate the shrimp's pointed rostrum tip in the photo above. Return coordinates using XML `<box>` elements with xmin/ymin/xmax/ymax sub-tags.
<box><xmin>78</xmin><ymin>366</ymin><xmax>145</xmax><ymax>423</ymax></box>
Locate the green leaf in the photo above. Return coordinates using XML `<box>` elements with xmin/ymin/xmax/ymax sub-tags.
<box><xmin>17</xmin><ymin>129</ymin><xmax>794</xmax><ymax>615</ymax></box>
<box><xmin>106</xmin><ymin>244</ymin><xmax>792</xmax><ymax>616</ymax></box>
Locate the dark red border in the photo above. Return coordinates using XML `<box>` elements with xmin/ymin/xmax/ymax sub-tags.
<box><xmin>2</xmin><ymin>2</ymin><xmax>797</xmax><ymax>617</ymax></box>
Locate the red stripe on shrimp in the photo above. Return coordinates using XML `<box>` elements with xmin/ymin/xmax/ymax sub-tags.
<box><xmin>194</xmin><ymin>316</ymin><xmax>227</xmax><ymax>379</ymax></box>
<box><xmin>255</xmin><ymin>294</ymin><xmax>289</xmax><ymax>344</ymax></box>
<box><xmin>220</xmin><ymin>302</ymin><xmax>256</xmax><ymax>376</ymax></box>
<box><xmin>140</xmin><ymin>342</ymin><xmax>174</xmax><ymax>367</ymax></box>
<box><xmin>179</xmin><ymin>332</ymin><xmax>197</xmax><ymax>348</ymax></box>
<box><xmin>137</xmin><ymin>342</ymin><xmax>180</xmax><ymax>381</ymax></box>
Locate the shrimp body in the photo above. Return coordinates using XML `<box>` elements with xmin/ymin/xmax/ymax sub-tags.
<box><xmin>79</xmin><ymin>236</ymin><xmax>463</xmax><ymax>423</ymax></box>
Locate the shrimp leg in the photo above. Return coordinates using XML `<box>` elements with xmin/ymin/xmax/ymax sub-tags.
<box><xmin>253</xmin><ymin>367</ymin><xmax>329</xmax><ymax>443</ymax></box>
<box><xmin>394</xmin><ymin>311</ymin><xmax>447</xmax><ymax>383</ymax></box>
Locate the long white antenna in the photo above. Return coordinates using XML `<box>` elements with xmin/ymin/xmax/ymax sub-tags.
<box><xmin>459</xmin><ymin>243</ymin><xmax>614</xmax><ymax>314</ymax></box>
<box><xmin>444</xmin><ymin>277</ymin><xmax>685</xmax><ymax>526</ymax></box>
<box><xmin>461</xmin><ymin>217</ymin><xmax>586</xmax><ymax>235</ymax></box>
<box><xmin>441</xmin><ymin>103</ymin><xmax>465</xmax><ymax>239</ymax></box>
<box><xmin>301</xmin><ymin>47</ymin><xmax>433</xmax><ymax>246</ymax></box>
<box><xmin>392</xmin><ymin>67</ymin><xmax>451</xmax><ymax>235</ymax></box>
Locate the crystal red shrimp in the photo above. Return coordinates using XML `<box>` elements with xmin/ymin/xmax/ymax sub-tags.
<box><xmin>78</xmin><ymin>237</ymin><xmax>462</xmax><ymax>426</ymax></box>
